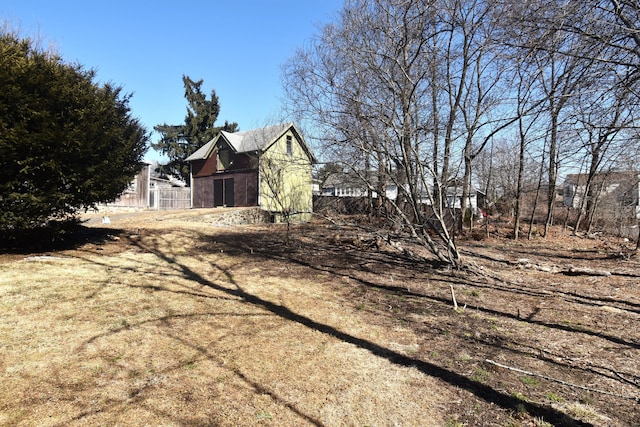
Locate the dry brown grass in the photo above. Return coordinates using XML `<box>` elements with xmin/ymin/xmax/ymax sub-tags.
<box><xmin>1</xmin><ymin>209</ymin><xmax>639</xmax><ymax>426</ymax></box>
<box><xmin>0</xmin><ymin>213</ymin><xmax>450</xmax><ymax>426</ymax></box>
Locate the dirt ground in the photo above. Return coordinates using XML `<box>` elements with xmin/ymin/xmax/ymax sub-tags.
<box><xmin>0</xmin><ymin>209</ymin><xmax>638</xmax><ymax>426</ymax></box>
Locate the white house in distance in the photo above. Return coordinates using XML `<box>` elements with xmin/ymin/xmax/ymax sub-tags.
<box><xmin>320</xmin><ymin>172</ymin><xmax>398</xmax><ymax>200</ymax></box>
<box><xmin>317</xmin><ymin>170</ymin><xmax>483</xmax><ymax>213</ymax></box>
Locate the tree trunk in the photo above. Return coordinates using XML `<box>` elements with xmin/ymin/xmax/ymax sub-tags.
<box><xmin>544</xmin><ymin>109</ymin><xmax>558</xmax><ymax>237</ymax></box>
<box><xmin>514</xmin><ymin>116</ymin><xmax>526</xmax><ymax>241</ymax></box>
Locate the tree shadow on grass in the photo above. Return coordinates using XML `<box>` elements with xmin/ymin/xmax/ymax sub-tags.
<box><xmin>0</xmin><ymin>223</ymin><xmax>124</xmax><ymax>254</ymax></box>
<box><xmin>38</xmin><ymin>309</ymin><xmax>319</xmax><ymax>427</ymax></box>
<box><xmin>123</xmin><ymin>228</ymin><xmax>595</xmax><ymax>427</ymax></box>
<box><xmin>210</xmin><ymin>227</ymin><xmax>640</xmax><ymax>351</ymax></box>
<box><xmin>54</xmin><ymin>228</ymin><xmax>326</xmax><ymax>426</ymax></box>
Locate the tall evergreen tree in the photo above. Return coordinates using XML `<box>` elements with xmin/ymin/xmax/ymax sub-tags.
<box><xmin>152</xmin><ymin>76</ymin><xmax>238</xmax><ymax>183</ymax></box>
<box><xmin>0</xmin><ymin>30</ymin><xmax>148</xmax><ymax>236</ymax></box>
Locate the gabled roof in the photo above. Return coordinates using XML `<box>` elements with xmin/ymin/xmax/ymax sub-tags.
<box><xmin>185</xmin><ymin>122</ymin><xmax>315</xmax><ymax>162</ymax></box>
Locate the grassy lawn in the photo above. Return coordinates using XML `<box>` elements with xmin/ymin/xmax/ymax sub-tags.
<box><xmin>1</xmin><ymin>210</ymin><xmax>638</xmax><ymax>426</ymax></box>
<box><xmin>0</xmin><ymin>217</ymin><xmax>447</xmax><ymax>426</ymax></box>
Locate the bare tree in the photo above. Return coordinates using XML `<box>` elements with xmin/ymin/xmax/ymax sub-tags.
<box><xmin>511</xmin><ymin>63</ymin><xmax>547</xmax><ymax>240</ymax></box>
<box><xmin>570</xmin><ymin>83</ymin><xmax>636</xmax><ymax>233</ymax></box>
<box><xmin>501</xmin><ymin>0</ymin><xmax>606</xmax><ymax>236</ymax></box>
<box><xmin>284</xmin><ymin>0</ymin><xmax>640</xmax><ymax>261</ymax></box>
<box><xmin>284</xmin><ymin>0</ymin><xmax>465</xmax><ymax>266</ymax></box>
<box><xmin>444</xmin><ymin>0</ymin><xmax>519</xmax><ymax>228</ymax></box>
<box><xmin>564</xmin><ymin>1</ymin><xmax>640</xmax><ymax>90</ymax></box>
<box><xmin>501</xmin><ymin>0</ymin><xmax>640</xmax><ymax>238</ymax></box>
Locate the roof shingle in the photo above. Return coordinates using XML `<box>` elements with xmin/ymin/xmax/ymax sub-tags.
<box><xmin>185</xmin><ymin>123</ymin><xmax>293</xmax><ymax>161</ymax></box>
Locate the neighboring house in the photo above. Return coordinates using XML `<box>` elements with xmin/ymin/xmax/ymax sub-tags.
<box><xmin>320</xmin><ymin>171</ymin><xmax>398</xmax><ymax>200</ymax></box>
<box><xmin>442</xmin><ymin>186</ymin><xmax>484</xmax><ymax>213</ymax></box>
<box><xmin>318</xmin><ymin>171</ymin><xmax>482</xmax><ymax>213</ymax></box>
<box><xmin>563</xmin><ymin>171</ymin><xmax>640</xmax><ymax>218</ymax></box>
<box><xmin>102</xmin><ymin>162</ymin><xmax>189</xmax><ymax>211</ymax></box>
<box><xmin>312</xmin><ymin>177</ymin><xmax>322</xmax><ymax>196</ymax></box>
<box><xmin>320</xmin><ymin>172</ymin><xmax>369</xmax><ymax>198</ymax></box>
<box><xmin>411</xmin><ymin>186</ymin><xmax>484</xmax><ymax>214</ymax></box>
<box><xmin>106</xmin><ymin>162</ymin><xmax>152</xmax><ymax>209</ymax></box>
<box><xmin>185</xmin><ymin>123</ymin><xmax>315</xmax><ymax>221</ymax></box>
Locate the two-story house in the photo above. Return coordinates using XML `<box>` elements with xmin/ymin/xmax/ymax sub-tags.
<box><xmin>185</xmin><ymin>123</ymin><xmax>315</xmax><ymax>221</ymax></box>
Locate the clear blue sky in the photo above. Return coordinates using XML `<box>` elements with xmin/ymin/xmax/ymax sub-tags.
<box><xmin>1</xmin><ymin>0</ymin><xmax>342</xmax><ymax>162</ymax></box>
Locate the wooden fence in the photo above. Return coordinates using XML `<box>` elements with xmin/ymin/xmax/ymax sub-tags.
<box><xmin>151</xmin><ymin>188</ymin><xmax>191</xmax><ymax>210</ymax></box>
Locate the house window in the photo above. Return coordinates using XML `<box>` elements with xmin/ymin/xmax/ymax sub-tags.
<box><xmin>286</xmin><ymin>135</ymin><xmax>292</xmax><ymax>156</ymax></box>
<box><xmin>217</xmin><ymin>149</ymin><xmax>230</xmax><ymax>171</ymax></box>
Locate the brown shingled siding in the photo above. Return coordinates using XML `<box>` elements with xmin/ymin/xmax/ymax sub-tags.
<box><xmin>192</xmin><ymin>171</ymin><xmax>258</xmax><ymax>208</ymax></box>
<box><xmin>192</xmin><ymin>153</ymin><xmax>217</xmax><ymax>178</ymax></box>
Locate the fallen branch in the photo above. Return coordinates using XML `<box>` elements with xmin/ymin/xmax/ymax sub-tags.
<box><xmin>485</xmin><ymin>359</ymin><xmax>639</xmax><ymax>402</ymax></box>
<box><xmin>510</xmin><ymin>259</ymin><xmax>619</xmax><ymax>277</ymax></box>
<box><xmin>562</xmin><ymin>265</ymin><xmax>611</xmax><ymax>277</ymax></box>
<box><xmin>450</xmin><ymin>285</ymin><xmax>458</xmax><ymax>310</ymax></box>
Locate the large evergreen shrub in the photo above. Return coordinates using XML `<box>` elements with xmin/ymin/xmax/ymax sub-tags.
<box><xmin>0</xmin><ymin>31</ymin><xmax>148</xmax><ymax>237</ymax></box>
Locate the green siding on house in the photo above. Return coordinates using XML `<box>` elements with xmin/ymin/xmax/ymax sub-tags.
<box><xmin>259</xmin><ymin>128</ymin><xmax>313</xmax><ymax>221</ymax></box>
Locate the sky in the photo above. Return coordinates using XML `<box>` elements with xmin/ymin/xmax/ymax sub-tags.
<box><xmin>1</xmin><ymin>0</ymin><xmax>343</xmax><ymax>162</ymax></box>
